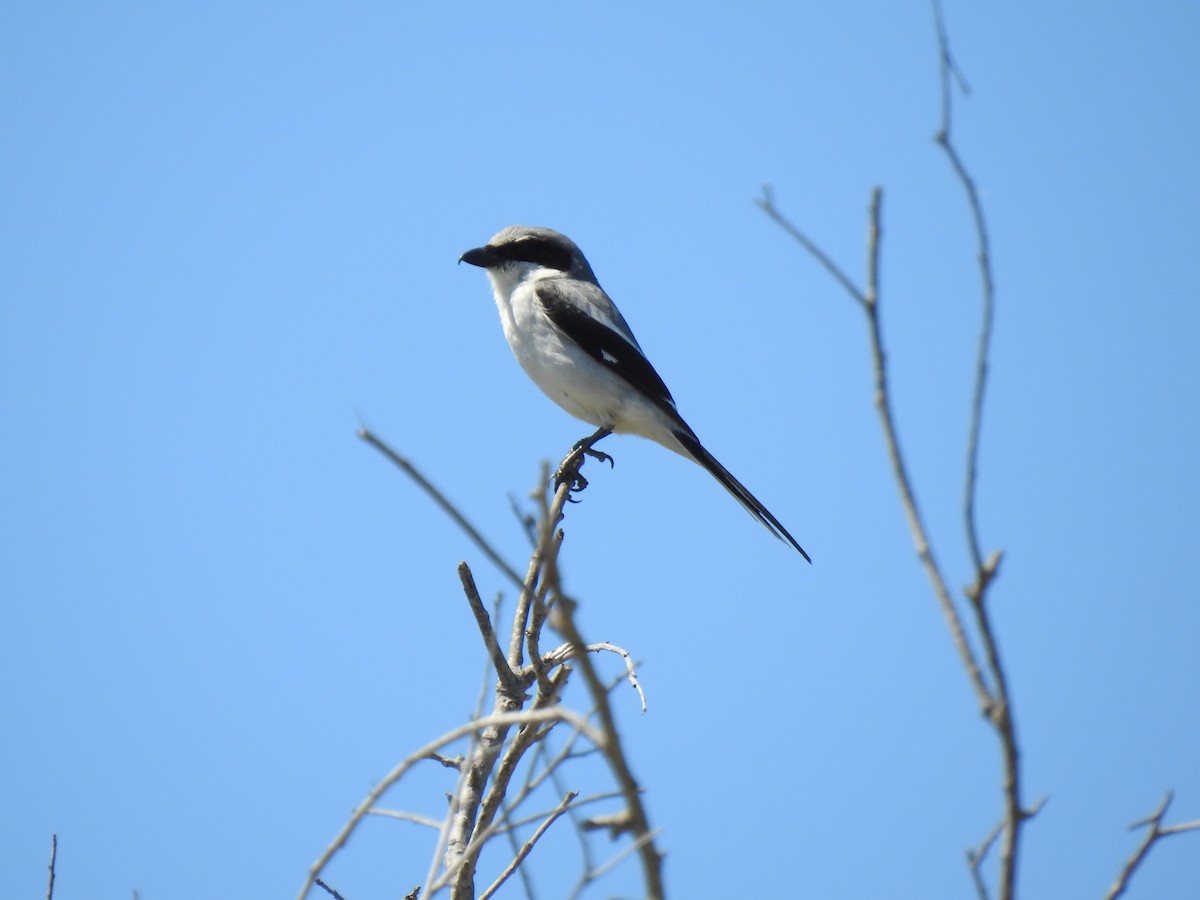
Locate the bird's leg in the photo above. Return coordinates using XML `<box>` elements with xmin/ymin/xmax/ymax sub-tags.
<box><xmin>553</xmin><ymin>426</ymin><xmax>614</xmax><ymax>499</ymax></box>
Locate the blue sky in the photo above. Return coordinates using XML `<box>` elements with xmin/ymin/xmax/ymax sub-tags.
<box><xmin>3</xmin><ymin>2</ymin><xmax>1199</xmax><ymax>898</ymax></box>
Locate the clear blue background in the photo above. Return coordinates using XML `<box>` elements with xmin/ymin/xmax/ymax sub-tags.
<box><xmin>3</xmin><ymin>2</ymin><xmax>1198</xmax><ymax>898</ymax></box>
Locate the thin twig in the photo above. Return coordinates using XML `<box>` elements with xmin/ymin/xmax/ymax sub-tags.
<box><xmin>931</xmin><ymin>0</ymin><xmax>970</xmax><ymax>133</ymax></box>
<box><xmin>496</xmin><ymin>790</ymin><xmax>626</xmax><ymax>836</ymax></box>
<box><xmin>499</xmin><ymin>812</ymin><xmax>542</xmax><ymax>900</ymax></box>
<box><xmin>480</xmin><ymin>792</ymin><xmax>580</xmax><ymax>900</ymax></box>
<box><xmin>423</xmin><ymin>751</ymin><xmax>465</xmax><ymax>770</ymax></box>
<box><xmin>459</xmin><ymin>561</ymin><xmax>524</xmax><ymax>696</ymax></box>
<box><xmin>936</xmin><ymin>112</ymin><xmax>996</xmax><ymax>577</ymax></box>
<box><xmin>966</xmin><ymin>818</ymin><xmax>1001</xmax><ymax>900</ymax></box>
<box><xmin>46</xmin><ymin>834</ymin><xmax>57</xmax><ymax>900</ymax></box>
<box><xmin>931</xmin><ymin>4</ymin><xmax>1025</xmax><ymax>895</ymax></box>
<box><xmin>544</xmin><ymin>641</ymin><xmax>647</xmax><ymax>714</ymax></box>
<box><xmin>756</xmin><ymin>185</ymin><xmax>869</xmax><ymax>309</ymax></box>
<box><xmin>507</xmin><ymin>463</ymin><xmax>556</xmax><ymax>670</ymax></box>
<box><xmin>588</xmin><ymin>827</ymin><xmax>665</xmax><ymax>881</ymax></box>
<box><xmin>313</xmin><ymin>878</ymin><xmax>347</xmax><ymax>900</ymax></box>
<box><xmin>1106</xmin><ymin>792</ymin><xmax>1200</xmax><ymax>899</ymax></box>
<box><xmin>967</xmin><ymin>796</ymin><xmax>1047</xmax><ymax>899</ymax></box>
<box><xmin>365</xmin><ymin>808</ymin><xmax>445</xmax><ymax>829</ymax></box>
<box><xmin>357</xmin><ymin>427</ymin><xmax>525</xmax><ymax>590</ymax></box>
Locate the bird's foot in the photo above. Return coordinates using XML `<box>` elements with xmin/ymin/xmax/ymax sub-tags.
<box><xmin>552</xmin><ymin>428</ymin><xmax>615</xmax><ymax>500</ymax></box>
<box><xmin>552</xmin><ymin>464</ymin><xmax>589</xmax><ymax>501</ymax></box>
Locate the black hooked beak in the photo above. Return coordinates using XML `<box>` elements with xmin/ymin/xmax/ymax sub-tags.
<box><xmin>459</xmin><ymin>245</ymin><xmax>497</xmax><ymax>268</ymax></box>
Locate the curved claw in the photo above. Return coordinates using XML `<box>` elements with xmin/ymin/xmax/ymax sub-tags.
<box><xmin>585</xmin><ymin>448</ymin><xmax>614</xmax><ymax>469</ymax></box>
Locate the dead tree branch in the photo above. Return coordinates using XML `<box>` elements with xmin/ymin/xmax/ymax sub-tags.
<box><xmin>302</xmin><ymin>432</ymin><xmax>662</xmax><ymax>899</ymax></box>
<box><xmin>758</xmin><ymin>3</ymin><xmax>1030</xmax><ymax>896</ymax></box>
<box><xmin>46</xmin><ymin>834</ymin><xmax>57</xmax><ymax>900</ymax></box>
<box><xmin>298</xmin><ymin>706</ymin><xmax>602</xmax><ymax>899</ymax></box>
<box><xmin>479</xmin><ymin>791</ymin><xmax>579</xmax><ymax>900</ymax></box>
<box><xmin>758</xmin><ymin>187</ymin><xmax>993</xmax><ymax>715</ymax></box>
<box><xmin>1106</xmin><ymin>792</ymin><xmax>1200</xmax><ymax>900</ymax></box>
<box><xmin>358</xmin><ymin>426</ymin><xmax>525</xmax><ymax>590</ymax></box>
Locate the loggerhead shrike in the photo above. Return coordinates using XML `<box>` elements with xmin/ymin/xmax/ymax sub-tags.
<box><xmin>460</xmin><ymin>225</ymin><xmax>809</xmax><ymax>561</ymax></box>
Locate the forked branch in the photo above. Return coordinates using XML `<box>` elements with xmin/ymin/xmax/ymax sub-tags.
<box><xmin>1106</xmin><ymin>792</ymin><xmax>1200</xmax><ymax>900</ymax></box>
<box><xmin>306</xmin><ymin>430</ymin><xmax>662</xmax><ymax>899</ymax></box>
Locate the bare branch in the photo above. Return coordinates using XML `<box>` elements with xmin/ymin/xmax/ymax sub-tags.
<box><xmin>543</xmin><ymin>549</ymin><xmax>665</xmax><ymax>897</ymax></box>
<box><xmin>931</xmin><ymin>0</ymin><xmax>970</xmax><ymax>132</ymax></box>
<box><xmin>512</xmin><ymin>712</ymin><xmax>592</xmax><ymax>801</ymax></box>
<box><xmin>434</xmin><ymin>671</ymin><xmax>579</xmax><ymax>895</ymax></box>
<box><xmin>1106</xmin><ymin>792</ymin><xmax>1200</xmax><ymax>899</ymax></box>
<box><xmin>764</xmin><ymin>187</ymin><xmax>994</xmax><ymax>715</ymax></box>
<box><xmin>46</xmin><ymin>834</ymin><xmax>57</xmax><ymax>900</ymax></box>
<box><xmin>544</xmin><ymin>641</ymin><xmax>647</xmax><ymax>714</ymax></box>
<box><xmin>351</xmin><ymin>426</ymin><xmax>662</xmax><ymax>898</ymax></box>
<box><xmin>420</xmin><ymin>644</ymin><xmax>498</xmax><ymax>896</ymax></box>
<box><xmin>932</xmin><ymin>44</ymin><xmax>997</xmax><ymax>578</ymax></box>
<box><xmin>1159</xmin><ymin>820</ymin><xmax>1200</xmax><ymax>836</ymax></box>
<box><xmin>298</xmin><ymin>707</ymin><xmax>601</xmax><ymax>900</ymax></box>
<box><xmin>967</xmin><ymin>796</ymin><xmax>1047</xmax><ymax>899</ymax></box>
<box><xmin>866</xmin><ymin>189</ymin><xmax>995</xmax><ymax>713</ymax></box>
<box><xmin>760</xmin><ymin>8</ymin><xmax>1035</xmax><ymax>899</ymax></box>
<box><xmin>480</xmin><ymin>791</ymin><xmax>579</xmax><ymax>900</ymax></box>
<box><xmin>435</xmin><ymin>454</ymin><xmax>643</xmax><ymax>895</ymax></box>
<box><xmin>588</xmin><ymin>827</ymin><xmax>665</xmax><ymax>881</ymax></box>
<box><xmin>931</xmin><ymin>5</ymin><xmax>1026</xmax><ymax>895</ymax></box>
<box><xmin>471</xmin><ymin>667</ymin><xmax>572</xmax><ymax>852</ymax></box>
<box><xmin>496</xmin><ymin>790</ymin><xmax>626</xmax><ymax>836</ymax></box>
<box><xmin>757</xmin><ymin>185</ymin><xmax>869</xmax><ymax>309</ymax></box>
<box><xmin>445</xmin><ymin>694</ymin><xmax>528</xmax><ymax>895</ymax></box>
<box><xmin>445</xmin><ymin>439</ymin><xmax>662</xmax><ymax>899</ymax></box>
<box><xmin>423</xmin><ymin>751</ymin><xmax>465</xmax><ymax>771</ymax></box>
<box><xmin>313</xmin><ymin>877</ymin><xmax>346</xmax><ymax>900</ymax></box>
<box><xmin>966</xmin><ymin>817</ymin><xmax>1001</xmax><ymax>900</ymax></box>
<box><xmin>365</xmin><ymin>808</ymin><xmax>445</xmax><ymax>829</ymax></box>
<box><xmin>424</xmin><ymin>731</ymin><xmax>477</xmax><ymax>898</ymax></box>
<box><xmin>582</xmin><ymin>809</ymin><xmax>636</xmax><ymax>838</ymax></box>
<box><xmin>358</xmin><ymin>427</ymin><xmax>525</xmax><ymax>590</ymax></box>
<box><xmin>507</xmin><ymin>462</ymin><xmax>559</xmax><ymax>672</ymax></box>
<box><xmin>459</xmin><ymin>561</ymin><xmax>524</xmax><ymax>696</ymax></box>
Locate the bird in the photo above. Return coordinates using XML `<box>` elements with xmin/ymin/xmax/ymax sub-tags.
<box><xmin>459</xmin><ymin>225</ymin><xmax>809</xmax><ymax>561</ymax></box>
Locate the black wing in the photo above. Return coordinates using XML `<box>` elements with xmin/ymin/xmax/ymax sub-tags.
<box><xmin>535</xmin><ymin>279</ymin><xmax>680</xmax><ymax>420</ymax></box>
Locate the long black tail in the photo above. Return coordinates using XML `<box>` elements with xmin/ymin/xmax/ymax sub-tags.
<box><xmin>672</xmin><ymin>429</ymin><xmax>810</xmax><ymax>562</ymax></box>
